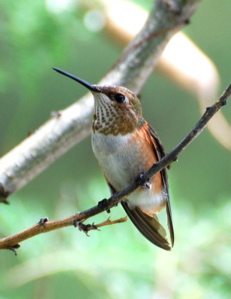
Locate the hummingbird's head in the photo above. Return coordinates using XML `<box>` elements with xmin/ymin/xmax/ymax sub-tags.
<box><xmin>91</xmin><ymin>84</ymin><xmax>143</xmax><ymax>135</ymax></box>
<box><xmin>53</xmin><ymin>68</ymin><xmax>144</xmax><ymax>135</ymax></box>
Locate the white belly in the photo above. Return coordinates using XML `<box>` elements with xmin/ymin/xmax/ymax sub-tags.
<box><xmin>92</xmin><ymin>132</ymin><xmax>165</xmax><ymax>211</ymax></box>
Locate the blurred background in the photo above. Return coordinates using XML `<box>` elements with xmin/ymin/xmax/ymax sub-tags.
<box><xmin>0</xmin><ymin>0</ymin><xmax>231</xmax><ymax>298</ymax></box>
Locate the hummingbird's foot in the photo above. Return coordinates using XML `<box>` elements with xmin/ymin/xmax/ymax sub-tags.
<box><xmin>38</xmin><ymin>217</ymin><xmax>49</xmax><ymax>225</ymax></box>
<box><xmin>73</xmin><ymin>220</ymin><xmax>98</xmax><ymax>236</ymax></box>
<box><xmin>98</xmin><ymin>198</ymin><xmax>111</xmax><ymax>213</ymax></box>
<box><xmin>138</xmin><ymin>173</ymin><xmax>151</xmax><ymax>189</ymax></box>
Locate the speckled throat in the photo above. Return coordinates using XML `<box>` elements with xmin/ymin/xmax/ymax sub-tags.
<box><xmin>92</xmin><ymin>93</ymin><xmax>142</xmax><ymax>136</ymax></box>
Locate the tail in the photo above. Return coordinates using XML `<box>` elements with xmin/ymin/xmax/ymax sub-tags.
<box><xmin>121</xmin><ymin>201</ymin><xmax>172</xmax><ymax>250</ymax></box>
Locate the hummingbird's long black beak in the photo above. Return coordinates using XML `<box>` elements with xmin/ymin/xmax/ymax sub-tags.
<box><xmin>53</xmin><ymin>68</ymin><xmax>101</xmax><ymax>93</ymax></box>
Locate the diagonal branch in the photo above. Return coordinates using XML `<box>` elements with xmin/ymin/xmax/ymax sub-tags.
<box><xmin>0</xmin><ymin>83</ymin><xmax>230</xmax><ymax>253</ymax></box>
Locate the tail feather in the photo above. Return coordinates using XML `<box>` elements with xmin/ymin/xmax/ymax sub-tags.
<box><xmin>121</xmin><ymin>201</ymin><xmax>171</xmax><ymax>250</ymax></box>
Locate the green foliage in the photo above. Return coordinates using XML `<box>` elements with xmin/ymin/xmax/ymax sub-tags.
<box><xmin>0</xmin><ymin>182</ymin><xmax>231</xmax><ymax>298</ymax></box>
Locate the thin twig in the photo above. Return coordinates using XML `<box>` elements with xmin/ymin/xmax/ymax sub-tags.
<box><xmin>77</xmin><ymin>217</ymin><xmax>128</xmax><ymax>236</ymax></box>
<box><xmin>0</xmin><ymin>84</ymin><xmax>230</xmax><ymax>253</ymax></box>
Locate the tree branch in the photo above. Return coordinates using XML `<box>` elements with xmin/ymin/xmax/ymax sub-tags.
<box><xmin>0</xmin><ymin>83</ymin><xmax>230</xmax><ymax>253</ymax></box>
<box><xmin>0</xmin><ymin>0</ymin><xmax>201</xmax><ymax>202</ymax></box>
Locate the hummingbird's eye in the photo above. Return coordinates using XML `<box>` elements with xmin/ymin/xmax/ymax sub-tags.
<box><xmin>114</xmin><ymin>93</ymin><xmax>126</xmax><ymax>103</ymax></box>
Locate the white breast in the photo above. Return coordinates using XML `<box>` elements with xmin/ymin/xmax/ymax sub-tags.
<box><xmin>92</xmin><ymin>132</ymin><xmax>141</xmax><ymax>189</ymax></box>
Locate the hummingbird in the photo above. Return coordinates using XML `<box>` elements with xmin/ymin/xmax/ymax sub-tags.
<box><xmin>53</xmin><ymin>68</ymin><xmax>174</xmax><ymax>250</ymax></box>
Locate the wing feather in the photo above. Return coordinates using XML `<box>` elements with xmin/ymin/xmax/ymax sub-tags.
<box><xmin>148</xmin><ymin>124</ymin><xmax>174</xmax><ymax>247</ymax></box>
